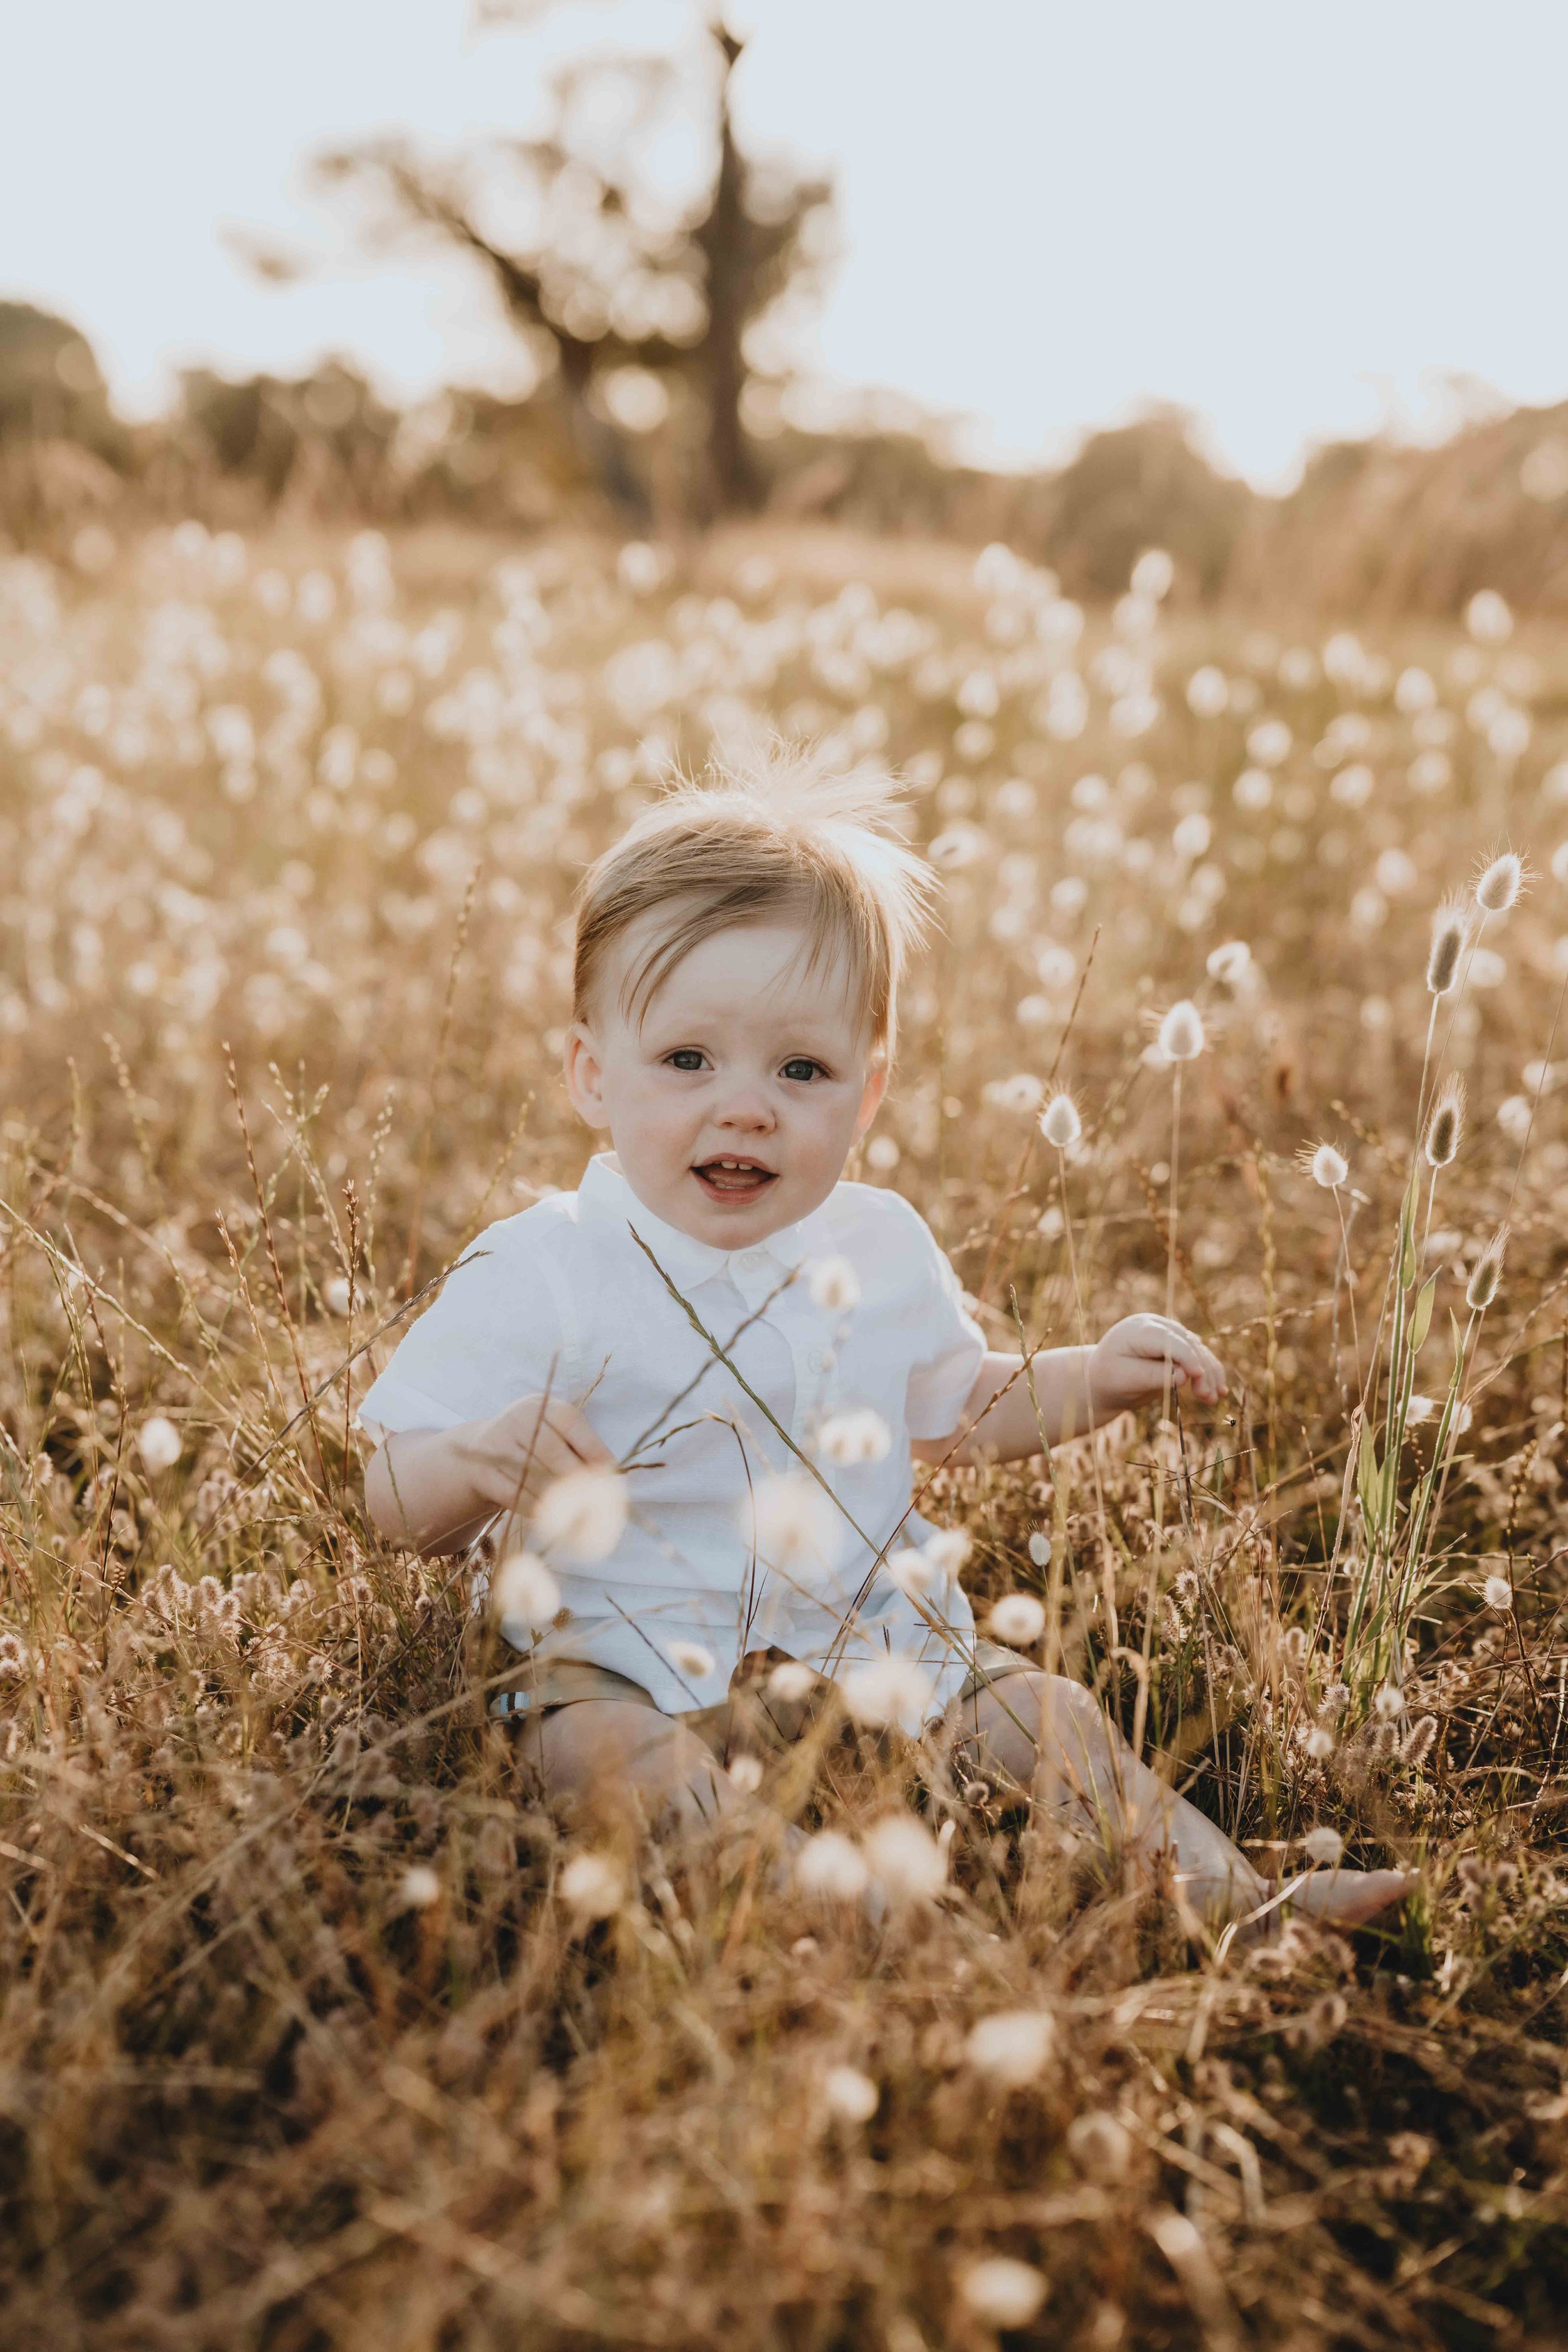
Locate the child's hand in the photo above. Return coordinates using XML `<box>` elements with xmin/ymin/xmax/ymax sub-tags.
<box><xmin>1087</xmin><ymin>1315</ymin><xmax>1227</xmax><ymax>1416</ymax></box>
<box><xmin>453</xmin><ymin>1393</ymin><xmax>615</xmax><ymax>1517</ymax></box>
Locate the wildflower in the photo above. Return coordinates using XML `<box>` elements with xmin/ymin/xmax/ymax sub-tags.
<box><xmin>136</xmin><ymin>1415</ymin><xmax>183</xmax><ymax>1474</ymax></box>
<box><xmin>1475</xmin><ymin>850</ymin><xmax>1525</xmax><ymax>914</ymax></box>
<box><xmin>534</xmin><ymin>1468</ymin><xmax>627</xmax><ymax>1562</ymax></box>
<box><xmin>1205</xmin><ymin>938</ymin><xmax>1251</xmax><ymax>984</ymax></box>
<box><xmin>1027</xmin><ymin>1530</ymin><xmax>1051</xmax><ymax>1567</ymax></box>
<box><xmin>965</xmin><ymin>2009</ymin><xmax>1056</xmax><ymax>2085</ymax></box>
<box><xmin>861</xmin><ymin>1814</ymin><xmax>948</xmax><ymax>1903</ymax></box>
<box><xmin>1303</xmin><ymin>1825</ymin><xmax>1344</xmax><ymax>1868</ymax></box>
<box><xmin>1156</xmin><ymin>999</ymin><xmax>1205</xmax><ymax>1062</ymax></box>
<box><xmin>1308</xmin><ymin>1142</ymin><xmax>1348</xmax><ymax>1189</ymax></box>
<box><xmin>1466</xmin><ymin>1229</ymin><xmax>1507</xmax><ymax>1311</ymax></box>
<box><xmin>396</xmin><ymin>1865</ymin><xmax>442</xmax><ymax>1910</ymax></box>
<box><xmin>1374</xmin><ymin>1683</ymin><xmax>1406</xmax><ymax>1720</ymax></box>
<box><xmin>491</xmin><ymin>1550</ymin><xmax>561</xmax><ymax>1633</ymax></box>
<box><xmin>795</xmin><ymin>1830</ymin><xmax>869</xmax><ymax>1901</ymax></box>
<box><xmin>959</xmin><ymin>2257</ymin><xmax>1047</xmax><ymax>2329</ymax></box>
<box><xmin>923</xmin><ymin>1528</ymin><xmax>972</xmax><ymax>1581</ymax></box>
<box><xmin>1483</xmin><ymin>1572</ymin><xmax>1513</xmax><ymax>1610</ymax></box>
<box><xmin>807</xmin><ymin>1256</ymin><xmax>861</xmax><ymax>1314</ymax></box>
<box><xmin>667</xmin><ymin>1640</ymin><xmax>716</xmax><ymax>1682</ymax></box>
<box><xmin>841</xmin><ymin>1656</ymin><xmax>936</xmax><ymax>1733</ymax></box>
<box><xmin>748</xmin><ymin>1475</ymin><xmax>840</xmax><ymax>1570</ymax></box>
<box><xmin>1423</xmin><ymin>1075</ymin><xmax>1465</xmax><ymax>1168</ymax></box>
<box><xmin>818</xmin><ymin>1408</ymin><xmax>893</xmax><ymax>1467</ymax></box>
<box><xmin>1066</xmin><ymin>2111</ymin><xmax>1132</xmax><ymax>2183</ymax></box>
<box><xmin>824</xmin><ymin>2065</ymin><xmax>879</xmax><ymax>2123</ymax></box>
<box><xmin>558</xmin><ymin>1851</ymin><xmax>624</xmax><ymax>1923</ymax></box>
<box><xmin>1426</xmin><ymin>901</ymin><xmax>1467</xmax><ymax>994</ymax></box>
<box><xmin>1039</xmin><ymin>1091</ymin><xmax>1082</xmax><ymax>1150</ymax></box>
<box><xmin>988</xmin><ymin>1592</ymin><xmax>1046</xmax><ymax>1647</ymax></box>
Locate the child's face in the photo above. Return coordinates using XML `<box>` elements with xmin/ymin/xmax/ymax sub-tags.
<box><xmin>564</xmin><ymin>921</ymin><xmax>886</xmax><ymax>1247</ymax></box>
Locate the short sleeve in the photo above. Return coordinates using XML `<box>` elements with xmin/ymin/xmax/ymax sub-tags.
<box><xmin>894</xmin><ymin>1200</ymin><xmax>989</xmax><ymax>1442</ymax></box>
<box><xmin>356</xmin><ymin>1206</ymin><xmax>576</xmax><ymax>1445</ymax></box>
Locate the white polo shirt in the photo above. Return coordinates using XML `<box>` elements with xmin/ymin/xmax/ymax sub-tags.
<box><xmin>358</xmin><ymin>1154</ymin><xmax>988</xmax><ymax>1719</ymax></box>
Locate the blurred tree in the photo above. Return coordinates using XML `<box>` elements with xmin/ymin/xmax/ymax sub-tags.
<box><xmin>0</xmin><ymin>304</ymin><xmax>122</xmax><ymax>455</ymax></box>
<box><xmin>310</xmin><ymin>11</ymin><xmax>832</xmax><ymax>523</ymax></box>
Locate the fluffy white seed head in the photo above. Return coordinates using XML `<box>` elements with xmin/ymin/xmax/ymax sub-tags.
<box><xmin>748</xmin><ymin>1475</ymin><xmax>841</xmax><ymax>1571</ymax></box>
<box><xmin>984</xmin><ymin>1072</ymin><xmax>1046</xmax><ymax>1115</ymax></box>
<box><xmin>1423</xmin><ymin>1075</ymin><xmax>1465</xmax><ymax>1169</ymax></box>
<box><xmin>727</xmin><ymin>1752</ymin><xmax>764</xmax><ymax>1793</ymax></box>
<box><xmin>396</xmin><ymin>1864</ymin><xmax>442</xmax><ymax>1911</ymax></box>
<box><xmin>1157</xmin><ymin>999</ymin><xmax>1205</xmax><ymax>1062</ymax></box>
<box><xmin>823</xmin><ymin>2064</ymin><xmax>879</xmax><ymax>2124</ymax></box>
<box><xmin>1374</xmin><ymin>1683</ymin><xmax>1406</xmax><ymax>1720</ymax></box>
<box><xmin>818</xmin><ymin>1407</ymin><xmax>893</xmax><ymax>1468</ymax></box>
<box><xmin>1310</xmin><ymin>1142</ymin><xmax>1348</xmax><ymax>1190</ymax></box>
<box><xmin>840</xmin><ymin>1656</ymin><xmax>936</xmax><ymax>1734</ymax></box>
<box><xmin>534</xmin><ymin>1468</ymin><xmax>628</xmax><ymax>1562</ymax></box>
<box><xmin>667</xmin><ymin>1640</ymin><xmax>716</xmax><ymax>1683</ymax></box>
<box><xmin>1303</xmin><ymin>1825</ymin><xmax>1344</xmax><ymax>1868</ymax></box>
<box><xmin>1426</xmin><ymin>900</ymin><xmax>1467</xmax><ymax>994</ymax></box>
<box><xmin>987</xmin><ymin>1592</ymin><xmax>1047</xmax><ymax>1647</ymax></box>
<box><xmin>959</xmin><ymin>2258</ymin><xmax>1047</xmax><ymax>2329</ymax></box>
<box><xmin>766</xmin><ymin>1659</ymin><xmax>818</xmax><ymax>1704</ymax></box>
<box><xmin>1039</xmin><ymin>1091</ymin><xmax>1082</xmax><ymax>1150</ymax></box>
<box><xmin>882</xmin><ymin>1545</ymin><xmax>937</xmax><ymax>1597</ymax></box>
<box><xmin>1466</xmin><ymin>1228</ymin><xmax>1507</xmax><ymax>1311</ymax></box>
<box><xmin>807</xmin><ymin>1255</ymin><xmax>861</xmax><ymax>1315</ymax></box>
<box><xmin>1483</xmin><ymin>1572</ymin><xmax>1513</xmax><ymax>1610</ymax></box>
<box><xmin>137</xmin><ymin>1414</ymin><xmax>183</xmax><ymax>1474</ymax></box>
<box><xmin>1205</xmin><ymin>939</ymin><xmax>1251</xmax><ymax>985</ymax></box>
<box><xmin>922</xmin><ymin>1528</ymin><xmax>972</xmax><ymax>1581</ymax></box>
<box><xmin>491</xmin><ymin>1550</ymin><xmax>561</xmax><ymax>1634</ymax></box>
<box><xmin>1298</xmin><ymin>1724</ymin><xmax>1335</xmax><ymax>1761</ymax></box>
<box><xmin>1027</xmin><ymin>1530</ymin><xmax>1051</xmax><ymax>1567</ymax></box>
<box><xmin>558</xmin><ymin>1851</ymin><xmax>624</xmax><ymax>1923</ymax></box>
<box><xmin>965</xmin><ymin>2009</ymin><xmax>1056</xmax><ymax>2086</ymax></box>
<box><xmin>795</xmin><ymin>1829</ymin><xmax>869</xmax><ymax>1902</ymax></box>
<box><xmin>860</xmin><ymin>1814</ymin><xmax>948</xmax><ymax>1903</ymax></box>
<box><xmin>1475</xmin><ymin>849</ymin><xmax>1524</xmax><ymax>914</ymax></box>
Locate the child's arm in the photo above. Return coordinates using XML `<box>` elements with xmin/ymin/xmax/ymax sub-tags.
<box><xmin>364</xmin><ymin>1394</ymin><xmax>613</xmax><ymax>1557</ymax></box>
<box><xmin>912</xmin><ymin>1314</ymin><xmax>1227</xmax><ymax>1466</ymax></box>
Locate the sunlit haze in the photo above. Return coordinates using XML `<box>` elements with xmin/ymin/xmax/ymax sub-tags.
<box><xmin>7</xmin><ymin>0</ymin><xmax>1568</xmax><ymax>485</ymax></box>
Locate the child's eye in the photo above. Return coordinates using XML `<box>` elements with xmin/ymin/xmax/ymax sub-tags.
<box><xmin>667</xmin><ymin>1049</ymin><xmax>707</xmax><ymax>1073</ymax></box>
<box><xmin>780</xmin><ymin>1057</ymin><xmax>825</xmax><ymax>1083</ymax></box>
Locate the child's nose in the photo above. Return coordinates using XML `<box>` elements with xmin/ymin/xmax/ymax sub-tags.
<box><xmin>715</xmin><ymin>1085</ymin><xmax>775</xmax><ymax>1130</ymax></box>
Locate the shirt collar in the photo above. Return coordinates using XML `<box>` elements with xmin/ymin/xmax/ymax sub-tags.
<box><xmin>576</xmin><ymin>1153</ymin><xmax>812</xmax><ymax>1295</ymax></box>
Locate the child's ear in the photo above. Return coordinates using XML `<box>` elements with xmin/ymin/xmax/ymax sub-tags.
<box><xmin>854</xmin><ymin>1063</ymin><xmax>889</xmax><ymax>1137</ymax></box>
<box><xmin>563</xmin><ymin>1023</ymin><xmax>611</xmax><ymax>1130</ymax></box>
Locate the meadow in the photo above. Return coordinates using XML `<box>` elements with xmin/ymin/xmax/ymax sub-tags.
<box><xmin>1</xmin><ymin>516</ymin><xmax>1566</xmax><ymax>2349</ymax></box>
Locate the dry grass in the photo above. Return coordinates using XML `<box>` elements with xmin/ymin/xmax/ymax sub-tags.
<box><xmin>2</xmin><ymin>522</ymin><xmax>1567</xmax><ymax>2349</ymax></box>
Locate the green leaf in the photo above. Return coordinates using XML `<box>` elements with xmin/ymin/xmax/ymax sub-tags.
<box><xmin>1357</xmin><ymin>1430</ymin><xmax>1382</xmax><ymax>1530</ymax></box>
<box><xmin>1411</xmin><ymin>1273</ymin><xmax>1438</xmax><ymax>1354</ymax></box>
<box><xmin>1450</xmin><ymin>1308</ymin><xmax>1465</xmax><ymax>1373</ymax></box>
<box><xmin>1399</xmin><ymin>1177</ymin><xmax>1417</xmax><ymax>1291</ymax></box>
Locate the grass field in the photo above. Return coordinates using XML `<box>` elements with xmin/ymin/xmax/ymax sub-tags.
<box><xmin>3</xmin><ymin>518</ymin><xmax>1567</xmax><ymax>2349</ymax></box>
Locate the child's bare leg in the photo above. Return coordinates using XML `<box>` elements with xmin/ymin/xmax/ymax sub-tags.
<box><xmin>963</xmin><ymin>1671</ymin><xmax>1411</xmax><ymax>1930</ymax></box>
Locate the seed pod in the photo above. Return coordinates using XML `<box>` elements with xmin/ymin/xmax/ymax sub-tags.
<box><xmin>1423</xmin><ymin>1074</ymin><xmax>1465</xmax><ymax>1169</ymax></box>
<box><xmin>1426</xmin><ymin>903</ymin><xmax>1466</xmax><ymax>995</ymax></box>
<box><xmin>1475</xmin><ymin>850</ymin><xmax>1523</xmax><ymax>914</ymax></box>
<box><xmin>1466</xmin><ymin>1227</ymin><xmax>1507</xmax><ymax>1311</ymax></box>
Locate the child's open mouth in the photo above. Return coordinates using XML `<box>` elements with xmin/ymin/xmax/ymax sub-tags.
<box><xmin>692</xmin><ymin>1157</ymin><xmax>778</xmax><ymax>1204</ymax></box>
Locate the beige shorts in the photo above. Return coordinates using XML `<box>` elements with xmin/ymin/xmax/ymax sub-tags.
<box><xmin>490</xmin><ymin>1638</ymin><xmax>1036</xmax><ymax>1761</ymax></box>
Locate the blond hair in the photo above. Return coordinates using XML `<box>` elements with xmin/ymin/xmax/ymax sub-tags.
<box><xmin>573</xmin><ymin>743</ymin><xmax>935</xmax><ymax>1051</ymax></box>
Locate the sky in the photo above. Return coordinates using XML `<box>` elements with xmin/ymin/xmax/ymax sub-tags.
<box><xmin>6</xmin><ymin>0</ymin><xmax>1568</xmax><ymax>487</ymax></box>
